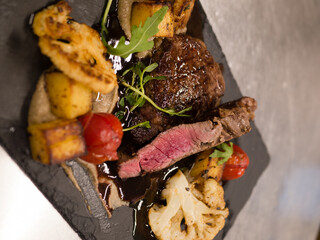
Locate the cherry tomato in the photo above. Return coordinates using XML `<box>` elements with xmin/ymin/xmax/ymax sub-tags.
<box><xmin>79</xmin><ymin>113</ymin><xmax>123</xmax><ymax>164</ymax></box>
<box><xmin>222</xmin><ymin>144</ymin><xmax>249</xmax><ymax>180</ymax></box>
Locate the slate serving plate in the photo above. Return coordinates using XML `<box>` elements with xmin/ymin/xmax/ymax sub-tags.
<box><xmin>0</xmin><ymin>0</ymin><xmax>270</xmax><ymax>239</ymax></box>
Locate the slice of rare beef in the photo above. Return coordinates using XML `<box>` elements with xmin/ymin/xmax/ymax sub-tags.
<box><xmin>118</xmin><ymin>97</ymin><xmax>257</xmax><ymax>179</ymax></box>
<box><xmin>129</xmin><ymin>35</ymin><xmax>225</xmax><ymax>145</ymax></box>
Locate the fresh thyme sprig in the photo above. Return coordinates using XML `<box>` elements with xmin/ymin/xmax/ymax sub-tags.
<box><xmin>119</xmin><ymin>62</ymin><xmax>192</xmax><ymax>117</ymax></box>
<box><xmin>122</xmin><ymin>121</ymin><xmax>151</xmax><ymax>132</ymax></box>
<box><xmin>121</xmin><ymin>81</ymin><xmax>193</xmax><ymax>117</ymax></box>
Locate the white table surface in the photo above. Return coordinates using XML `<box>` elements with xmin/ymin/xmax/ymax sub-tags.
<box><xmin>1</xmin><ymin>0</ymin><xmax>320</xmax><ymax>239</ymax></box>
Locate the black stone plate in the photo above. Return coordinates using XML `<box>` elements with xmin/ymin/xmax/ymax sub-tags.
<box><xmin>0</xmin><ymin>1</ymin><xmax>270</xmax><ymax>239</ymax></box>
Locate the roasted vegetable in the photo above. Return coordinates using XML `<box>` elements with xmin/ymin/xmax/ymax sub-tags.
<box><xmin>32</xmin><ymin>1</ymin><xmax>117</xmax><ymax>94</ymax></box>
<box><xmin>189</xmin><ymin>149</ymin><xmax>224</xmax><ymax>182</ymax></box>
<box><xmin>79</xmin><ymin>113</ymin><xmax>123</xmax><ymax>164</ymax></box>
<box><xmin>148</xmin><ymin>170</ymin><xmax>228</xmax><ymax>240</ymax></box>
<box><xmin>45</xmin><ymin>71</ymin><xmax>92</xmax><ymax>119</ymax></box>
<box><xmin>118</xmin><ymin>0</ymin><xmax>195</xmax><ymax>38</ymax></box>
<box><xmin>131</xmin><ymin>2</ymin><xmax>174</xmax><ymax>38</ymax></box>
<box><xmin>92</xmin><ymin>86</ymin><xmax>119</xmax><ymax>114</ymax></box>
<box><xmin>222</xmin><ymin>144</ymin><xmax>250</xmax><ymax>180</ymax></box>
<box><xmin>28</xmin><ymin>119</ymin><xmax>86</xmax><ymax>164</ymax></box>
<box><xmin>170</xmin><ymin>0</ymin><xmax>196</xmax><ymax>33</ymax></box>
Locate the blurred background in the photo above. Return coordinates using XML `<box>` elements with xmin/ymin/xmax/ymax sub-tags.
<box><xmin>201</xmin><ymin>0</ymin><xmax>320</xmax><ymax>239</ymax></box>
<box><xmin>1</xmin><ymin>0</ymin><xmax>319</xmax><ymax>239</ymax></box>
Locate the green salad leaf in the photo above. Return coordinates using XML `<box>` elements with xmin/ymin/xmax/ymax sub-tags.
<box><xmin>105</xmin><ymin>5</ymin><xmax>168</xmax><ymax>58</ymax></box>
<box><xmin>210</xmin><ymin>142</ymin><xmax>234</xmax><ymax>165</ymax></box>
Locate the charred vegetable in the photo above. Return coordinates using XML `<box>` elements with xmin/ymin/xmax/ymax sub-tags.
<box><xmin>189</xmin><ymin>149</ymin><xmax>225</xmax><ymax>182</ymax></box>
<box><xmin>28</xmin><ymin>119</ymin><xmax>86</xmax><ymax>165</ymax></box>
<box><xmin>222</xmin><ymin>144</ymin><xmax>250</xmax><ymax>180</ymax></box>
<box><xmin>33</xmin><ymin>1</ymin><xmax>117</xmax><ymax>94</ymax></box>
<box><xmin>45</xmin><ymin>71</ymin><xmax>92</xmax><ymax>119</ymax></box>
<box><xmin>131</xmin><ymin>2</ymin><xmax>174</xmax><ymax>38</ymax></box>
<box><xmin>79</xmin><ymin>113</ymin><xmax>123</xmax><ymax>164</ymax></box>
<box><xmin>148</xmin><ymin>170</ymin><xmax>228</xmax><ymax>240</ymax></box>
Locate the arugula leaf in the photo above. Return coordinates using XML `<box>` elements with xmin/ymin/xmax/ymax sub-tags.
<box><xmin>107</xmin><ymin>7</ymin><xmax>168</xmax><ymax>58</ymax></box>
<box><xmin>210</xmin><ymin>142</ymin><xmax>234</xmax><ymax>165</ymax></box>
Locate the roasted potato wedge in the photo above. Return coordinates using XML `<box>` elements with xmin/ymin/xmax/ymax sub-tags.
<box><xmin>45</xmin><ymin>71</ymin><xmax>92</xmax><ymax>119</ymax></box>
<box><xmin>32</xmin><ymin>1</ymin><xmax>117</xmax><ymax>94</ymax></box>
<box><xmin>131</xmin><ymin>2</ymin><xmax>174</xmax><ymax>37</ymax></box>
<box><xmin>189</xmin><ymin>149</ymin><xmax>224</xmax><ymax>182</ymax></box>
<box><xmin>171</xmin><ymin>0</ymin><xmax>195</xmax><ymax>33</ymax></box>
<box><xmin>118</xmin><ymin>0</ymin><xmax>195</xmax><ymax>38</ymax></box>
<box><xmin>28</xmin><ymin>119</ymin><xmax>86</xmax><ymax>165</ymax></box>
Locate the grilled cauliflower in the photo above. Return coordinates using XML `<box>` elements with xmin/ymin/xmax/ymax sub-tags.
<box><xmin>148</xmin><ymin>170</ymin><xmax>228</xmax><ymax>240</ymax></box>
<box><xmin>32</xmin><ymin>1</ymin><xmax>117</xmax><ymax>94</ymax></box>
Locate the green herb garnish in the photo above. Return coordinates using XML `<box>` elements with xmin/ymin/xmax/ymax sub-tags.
<box><xmin>210</xmin><ymin>142</ymin><xmax>234</xmax><ymax>165</ymax></box>
<box><xmin>122</xmin><ymin>121</ymin><xmax>151</xmax><ymax>132</ymax></box>
<box><xmin>101</xmin><ymin>1</ymin><xmax>191</xmax><ymax>129</ymax></box>
<box><xmin>100</xmin><ymin>0</ymin><xmax>113</xmax><ymax>46</ymax></box>
<box><xmin>119</xmin><ymin>62</ymin><xmax>192</xmax><ymax>117</ymax></box>
<box><xmin>100</xmin><ymin>0</ymin><xmax>168</xmax><ymax>58</ymax></box>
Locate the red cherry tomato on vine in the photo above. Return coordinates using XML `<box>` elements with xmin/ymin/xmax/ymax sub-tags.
<box><xmin>79</xmin><ymin>113</ymin><xmax>123</xmax><ymax>164</ymax></box>
<box><xmin>222</xmin><ymin>144</ymin><xmax>249</xmax><ymax>180</ymax></box>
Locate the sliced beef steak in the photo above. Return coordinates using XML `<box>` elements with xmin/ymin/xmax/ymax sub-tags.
<box><xmin>129</xmin><ymin>35</ymin><xmax>225</xmax><ymax>144</ymax></box>
<box><xmin>119</xmin><ymin>97</ymin><xmax>257</xmax><ymax>179</ymax></box>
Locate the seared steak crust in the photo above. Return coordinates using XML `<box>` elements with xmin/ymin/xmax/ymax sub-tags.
<box><xmin>130</xmin><ymin>35</ymin><xmax>225</xmax><ymax>144</ymax></box>
<box><xmin>119</xmin><ymin>97</ymin><xmax>257</xmax><ymax>179</ymax></box>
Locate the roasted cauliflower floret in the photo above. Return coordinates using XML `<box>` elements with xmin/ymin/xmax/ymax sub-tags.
<box><xmin>148</xmin><ymin>170</ymin><xmax>228</xmax><ymax>240</ymax></box>
<box><xmin>32</xmin><ymin>1</ymin><xmax>117</xmax><ymax>94</ymax></box>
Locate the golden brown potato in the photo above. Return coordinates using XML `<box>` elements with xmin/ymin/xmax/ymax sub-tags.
<box><xmin>32</xmin><ymin>1</ymin><xmax>117</xmax><ymax>94</ymax></box>
<box><xmin>28</xmin><ymin>119</ymin><xmax>86</xmax><ymax>165</ymax></box>
<box><xmin>131</xmin><ymin>2</ymin><xmax>174</xmax><ymax>38</ymax></box>
<box><xmin>158</xmin><ymin>0</ymin><xmax>195</xmax><ymax>33</ymax></box>
<box><xmin>45</xmin><ymin>71</ymin><xmax>92</xmax><ymax>119</ymax></box>
<box><xmin>118</xmin><ymin>0</ymin><xmax>195</xmax><ymax>39</ymax></box>
<box><xmin>189</xmin><ymin>149</ymin><xmax>224</xmax><ymax>182</ymax></box>
<box><xmin>171</xmin><ymin>0</ymin><xmax>195</xmax><ymax>33</ymax></box>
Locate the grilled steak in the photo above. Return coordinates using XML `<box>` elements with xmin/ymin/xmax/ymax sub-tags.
<box><xmin>129</xmin><ymin>35</ymin><xmax>225</xmax><ymax>144</ymax></box>
<box><xmin>119</xmin><ymin>97</ymin><xmax>257</xmax><ymax>179</ymax></box>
